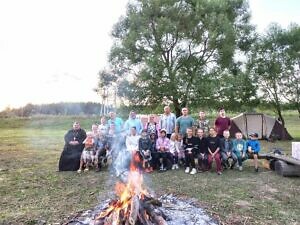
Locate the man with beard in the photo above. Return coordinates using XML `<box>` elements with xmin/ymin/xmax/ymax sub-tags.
<box><xmin>58</xmin><ymin>121</ymin><xmax>86</xmax><ymax>171</ymax></box>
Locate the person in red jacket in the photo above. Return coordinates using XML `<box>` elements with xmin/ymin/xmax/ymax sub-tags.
<box><xmin>214</xmin><ymin>108</ymin><xmax>231</xmax><ymax>138</ymax></box>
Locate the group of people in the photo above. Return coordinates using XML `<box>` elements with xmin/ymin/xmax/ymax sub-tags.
<box><xmin>58</xmin><ymin>106</ymin><xmax>261</xmax><ymax>175</ymax></box>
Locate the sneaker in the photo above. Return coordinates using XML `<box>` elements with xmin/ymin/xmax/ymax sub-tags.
<box><xmin>239</xmin><ymin>166</ymin><xmax>243</xmax><ymax>171</ymax></box>
<box><xmin>172</xmin><ymin>164</ymin><xmax>176</xmax><ymax>170</ymax></box>
<box><xmin>84</xmin><ymin>168</ymin><xmax>89</xmax><ymax>172</ymax></box>
<box><xmin>255</xmin><ymin>167</ymin><xmax>259</xmax><ymax>172</ymax></box>
<box><xmin>77</xmin><ymin>169</ymin><xmax>82</xmax><ymax>174</ymax></box>
<box><xmin>185</xmin><ymin>167</ymin><xmax>190</xmax><ymax>173</ymax></box>
<box><xmin>217</xmin><ymin>171</ymin><xmax>222</xmax><ymax>175</ymax></box>
<box><xmin>190</xmin><ymin>168</ymin><xmax>197</xmax><ymax>175</ymax></box>
<box><xmin>175</xmin><ymin>164</ymin><xmax>179</xmax><ymax>169</ymax></box>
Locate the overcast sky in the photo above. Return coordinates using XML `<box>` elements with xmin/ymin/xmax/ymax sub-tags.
<box><xmin>0</xmin><ymin>0</ymin><xmax>299</xmax><ymax>111</ymax></box>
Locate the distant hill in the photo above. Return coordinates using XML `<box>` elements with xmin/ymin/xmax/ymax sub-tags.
<box><xmin>0</xmin><ymin>102</ymin><xmax>113</xmax><ymax>117</ymax></box>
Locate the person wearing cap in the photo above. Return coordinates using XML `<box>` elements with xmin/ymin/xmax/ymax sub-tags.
<box><xmin>195</xmin><ymin>111</ymin><xmax>210</xmax><ymax>136</ymax></box>
<box><xmin>156</xmin><ymin>129</ymin><xmax>171</xmax><ymax>171</ymax></box>
<box><xmin>247</xmin><ymin>132</ymin><xmax>261</xmax><ymax>172</ymax></box>
<box><xmin>159</xmin><ymin>106</ymin><xmax>176</xmax><ymax>139</ymax></box>
<box><xmin>214</xmin><ymin>108</ymin><xmax>231</xmax><ymax>138</ymax></box>
<box><xmin>176</xmin><ymin>107</ymin><xmax>195</xmax><ymax>136</ymax></box>
<box><xmin>124</xmin><ymin>111</ymin><xmax>143</xmax><ymax>134</ymax></box>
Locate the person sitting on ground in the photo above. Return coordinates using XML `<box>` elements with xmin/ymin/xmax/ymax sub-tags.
<box><xmin>176</xmin><ymin>107</ymin><xmax>195</xmax><ymax>136</ymax></box>
<box><xmin>124</xmin><ymin>111</ymin><xmax>143</xmax><ymax>134</ymax></box>
<box><xmin>58</xmin><ymin>121</ymin><xmax>86</xmax><ymax>171</ymax></box>
<box><xmin>207</xmin><ymin>127</ymin><xmax>222</xmax><ymax>175</ymax></box>
<box><xmin>220</xmin><ymin>130</ymin><xmax>237</xmax><ymax>170</ymax></box>
<box><xmin>196</xmin><ymin>128</ymin><xmax>209</xmax><ymax>172</ymax></box>
<box><xmin>195</xmin><ymin>111</ymin><xmax>210</xmax><ymax>136</ymax></box>
<box><xmin>156</xmin><ymin>129</ymin><xmax>171</xmax><ymax>171</ymax></box>
<box><xmin>214</xmin><ymin>108</ymin><xmax>231</xmax><ymax>138</ymax></box>
<box><xmin>169</xmin><ymin>133</ymin><xmax>180</xmax><ymax>170</ymax></box>
<box><xmin>183</xmin><ymin>128</ymin><xmax>198</xmax><ymax>175</ymax></box>
<box><xmin>232</xmin><ymin>132</ymin><xmax>247</xmax><ymax>171</ymax></box>
<box><xmin>176</xmin><ymin>133</ymin><xmax>185</xmax><ymax>166</ymax></box>
<box><xmin>138</xmin><ymin>129</ymin><xmax>153</xmax><ymax>173</ymax></box>
<box><xmin>247</xmin><ymin>132</ymin><xmax>261</xmax><ymax>172</ymax></box>
<box><xmin>78</xmin><ymin>131</ymin><xmax>95</xmax><ymax>173</ymax></box>
<box><xmin>145</xmin><ymin>114</ymin><xmax>160</xmax><ymax>138</ymax></box>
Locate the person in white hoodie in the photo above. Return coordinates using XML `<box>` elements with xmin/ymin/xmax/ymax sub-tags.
<box><xmin>125</xmin><ymin>126</ymin><xmax>140</xmax><ymax>153</ymax></box>
<box><xmin>169</xmin><ymin>133</ymin><xmax>180</xmax><ymax>170</ymax></box>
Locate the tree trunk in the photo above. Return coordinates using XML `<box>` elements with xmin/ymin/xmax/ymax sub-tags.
<box><xmin>173</xmin><ymin>99</ymin><xmax>181</xmax><ymax>117</ymax></box>
<box><xmin>276</xmin><ymin>108</ymin><xmax>285</xmax><ymax>128</ymax></box>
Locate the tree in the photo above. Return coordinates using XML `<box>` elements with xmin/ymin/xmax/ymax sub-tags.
<box><xmin>102</xmin><ymin>0</ymin><xmax>253</xmax><ymax>116</ymax></box>
<box><xmin>277</xmin><ymin>24</ymin><xmax>300</xmax><ymax>118</ymax></box>
<box><xmin>248</xmin><ymin>23</ymin><xmax>300</xmax><ymax>126</ymax></box>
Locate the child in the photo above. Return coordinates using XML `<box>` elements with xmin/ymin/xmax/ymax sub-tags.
<box><xmin>220</xmin><ymin>130</ymin><xmax>237</xmax><ymax>169</ymax></box>
<box><xmin>78</xmin><ymin>131</ymin><xmax>95</xmax><ymax>173</ymax></box>
<box><xmin>149</xmin><ymin>132</ymin><xmax>158</xmax><ymax>170</ymax></box>
<box><xmin>94</xmin><ymin>133</ymin><xmax>108</xmax><ymax>171</ymax></box>
<box><xmin>176</xmin><ymin>133</ymin><xmax>185</xmax><ymax>166</ymax></box>
<box><xmin>247</xmin><ymin>132</ymin><xmax>261</xmax><ymax>172</ymax></box>
<box><xmin>232</xmin><ymin>132</ymin><xmax>247</xmax><ymax>171</ymax></box>
<box><xmin>196</xmin><ymin>128</ymin><xmax>208</xmax><ymax>172</ymax></box>
<box><xmin>207</xmin><ymin>127</ymin><xmax>222</xmax><ymax>175</ymax></box>
<box><xmin>156</xmin><ymin>129</ymin><xmax>171</xmax><ymax>171</ymax></box>
<box><xmin>169</xmin><ymin>133</ymin><xmax>179</xmax><ymax>170</ymax></box>
<box><xmin>139</xmin><ymin>129</ymin><xmax>153</xmax><ymax>172</ymax></box>
<box><xmin>183</xmin><ymin>127</ymin><xmax>198</xmax><ymax>175</ymax></box>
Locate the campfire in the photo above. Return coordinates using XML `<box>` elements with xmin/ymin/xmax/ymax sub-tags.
<box><xmin>64</xmin><ymin>152</ymin><xmax>218</xmax><ymax>225</ymax></box>
<box><xmin>95</xmin><ymin>153</ymin><xmax>167</xmax><ymax>225</ymax></box>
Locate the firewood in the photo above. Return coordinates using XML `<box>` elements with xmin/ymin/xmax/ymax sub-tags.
<box><xmin>143</xmin><ymin>202</ymin><xmax>167</xmax><ymax>225</ymax></box>
<box><xmin>144</xmin><ymin>196</ymin><xmax>163</xmax><ymax>207</ymax></box>
<box><xmin>129</xmin><ymin>195</ymin><xmax>139</xmax><ymax>225</ymax></box>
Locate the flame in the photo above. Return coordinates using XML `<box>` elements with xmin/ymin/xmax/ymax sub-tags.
<box><xmin>97</xmin><ymin>151</ymin><xmax>149</xmax><ymax>223</ymax></box>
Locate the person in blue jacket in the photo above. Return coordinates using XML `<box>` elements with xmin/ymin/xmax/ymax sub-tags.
<box><xmin>247</xmin><ymin>132</ymin><xmax>261</xmax><ymax>172</ymax></box>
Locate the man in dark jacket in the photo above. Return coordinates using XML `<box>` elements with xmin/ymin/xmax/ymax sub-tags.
<box><xmin>58</xmin><ymin>121</ymin><xmax>86</xmax><ymax>171</ymax></box>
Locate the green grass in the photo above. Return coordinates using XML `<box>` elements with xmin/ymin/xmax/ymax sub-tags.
<box><xmin>0</xmin><ymin>115</ymin><xmax>299</xmax><ymax>225</ymax></box>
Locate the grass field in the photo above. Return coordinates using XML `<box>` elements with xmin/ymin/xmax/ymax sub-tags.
<box><xmin>0</xmin><ymin>115</ymin><xmax>299</xmax><ymax>225</ymax></box>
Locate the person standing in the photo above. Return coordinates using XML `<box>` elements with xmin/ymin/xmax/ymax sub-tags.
<box><xmin>58</xmin><ymin>121</ymin><xmax>86</xmax><ymax>171</ymax></box>
<box><xmin>159</xmin><ymin>106</ymin><xmax>176</xmax><ymax>139</ymax></box>
<box><xmin>175</xmin><ymin>107</ymin><xmax>195</xmax><ymax>136</ymax></box>
<box><xmin>214</xmin><ymin>108</ymin><xmax>231</xmax><ymax>138</ymax></box>
<box><xmin>107</xmin><ymin>111</ymin><xmax>124</xmax><ymax>134</ymax></box>
<box><xmin>195</xmin><ymin>111</ymin><xmax>210</xmax><ymax>136</ymax></box>
<box><xmin>124</xmin><ymin>111</ymin><xmax>143</xmax><ymax>134</ymax></box>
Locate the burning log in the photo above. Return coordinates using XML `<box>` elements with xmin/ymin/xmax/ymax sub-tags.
<box><xmin>129</xmin><ymin>195</ymin><xmax>139</xmax><ymax>225</ymax></box>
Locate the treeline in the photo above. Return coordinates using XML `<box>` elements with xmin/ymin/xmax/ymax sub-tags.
<box><xmin>0</xmin><ymin>102</ymin><xmax>112</xmax><ymax>117</ymax></box>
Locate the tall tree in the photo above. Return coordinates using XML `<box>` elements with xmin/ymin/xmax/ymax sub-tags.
<box><xmin>103</xmin><ymin>0</ymin><xmax>253</xmax><ymax>116</ymax></box>
<box><xmin>248</xmin><ymin>23</ymin><xmax>300</xmax><ymax>126</ymax></box>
